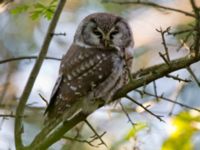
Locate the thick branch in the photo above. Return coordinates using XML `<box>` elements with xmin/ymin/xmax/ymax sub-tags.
<box><xmin>14</xmin><ymin>0</ymin><xmax>67</xmax><ymax>149</ymax></box>
<box><xmin>114</xmin><ymin>54</ymin><xmax>200</xmax><ymax>99</ymax></box>
<box><xmin>27</xmin><ymin>113</ymin><xmax>86</xmax><ymax>150</ymax></box>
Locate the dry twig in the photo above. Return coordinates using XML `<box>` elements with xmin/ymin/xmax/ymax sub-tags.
<box><xmin>119</xmin><ymin>101</ymin><xmax>136</xmax><ymax>126</ymax></box>
<box><xmin>126</xmin><ymin>95</ymin><xmax>164</xmax><ymax>122</ymax></box>
<box><xmin>0</xmin><ymin>56</ymin><xmax>61</xmax><ymax>65</ymax></box>
<box><xmin>63</xmin><ymin>131</ymin><xmax>106</xmax><ymax>147</ymax></box>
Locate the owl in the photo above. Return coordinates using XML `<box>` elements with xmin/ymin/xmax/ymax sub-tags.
<box><xmin>44</xmin><ymin>12</ymin><xmax>134</xmax><ymax>121</ymax></box>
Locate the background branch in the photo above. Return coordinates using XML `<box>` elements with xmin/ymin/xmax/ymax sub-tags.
<box><xmin>0</xmin><ymin>56</ymin><xmax>61</xmax><ymax>65</ymax></box>
<box><xmin>102</xmin><ymin>0</ymin><xmax>195</xmax><ymax>17</ymax></box>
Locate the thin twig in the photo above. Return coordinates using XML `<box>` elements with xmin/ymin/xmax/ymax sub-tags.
<box><xmin>158</xmin><ymin>52</ymin><xmax>170</xmax><ymax>66</ymax></box>
<box><xmin>50</xmin><ymin>32</ymin><xmax>66</xmax><ymax>36</ymax></box>
<box><xmin>102</xmin><ymin>0</ymin><xmax>195</xmax><ymax>17</ymax></box>
<box><xmin>156</xmin><ymin>27</ymin><xmax>171</xmax><ymax>62</ymax></box>
<box><xmin>0</xmin><ymin>114</ymin><xmax>26</xmax><ymax>118</ymax></box>
<box><xmin>166</xmin><ymin>74</ymin><xmax>191</xmax><ymax>82</ymax></box>
<box><xmin>186</xmin><ymin>66</ymin><xmax>200</xmax><ymax>87</ymax></box>
<box><xmin>126</xmin><ymin>95</ymin><xmax>164</xmax><ymax>122</ymax></box>
<box><xmin>119</xmin><ymin>101</ymin><xmax>136</xmax><ymax>126</ymax></box>
<box><xmin>175</xmin><ymin>31</ymin><xmax>193</xmax><ymax>52</ymax></box>
<box><xmin>63</xmin><ymin>133</ymin><xmax>106</xmax><ymax>147</ymax></box>
<box><xmin>168</xmin><ymin>28</ymin><xmax>194</xmax><ymax>36</ymax></box>
<box><xmin>0</xmin><ymin>56</ymin><xmax>61</xmax><ymax>65</ymax></box>
<box><xmin>135</xmin><ymin>90</ymin><xmax>200</xmax><ymax>113</ymax></box>
<box><xmin>39</xmin><ymin>93</ymin><xmax>49</xmax><ymax>107</ymax></box>
<box><xmin>84</xmin><ymin>119</ymin><xmax>107</xmax><ymax>147</ymax></box>
<box><xmin>153</xmin><ymin>81</ymin><xmax>159</xmax><ymax>101</ymax></box>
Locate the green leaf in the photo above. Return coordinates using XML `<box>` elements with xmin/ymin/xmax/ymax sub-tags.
<box><xmin>30</xmin><ymin>1</ymin><xmax>57</xmax><ymax>20</ymax></box>
<box><xmin>124</xmin><ymin>123</ymin><xmax>147</xmax><ymax>140</ymax></box>
<box><xmin>10</xmin><ymin>4</ymin><xmax>29</xmax><ymax>15</ymax></box>
<box><xmin>10</xmin><ymin>0</ymin><xmax>57</xmax><ymax>20</ymax></box>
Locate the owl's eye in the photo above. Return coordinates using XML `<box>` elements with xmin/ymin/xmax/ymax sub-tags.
<box><xmin>110</xmin><ymin>29</ymin><xmax>119</xmax><ymax>39</ymax></box>
<box><xmin>92</xmin><ymin>28</ymin><xmax>102</xmax><ymax>38</ymax></box>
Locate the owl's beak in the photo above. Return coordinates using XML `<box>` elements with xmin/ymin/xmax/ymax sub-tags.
<box><xmin>102</xmin><ymin>35</ymin><xmax>111</xmax><ymax>47</ymax></box>
<box><xmin>103</xmin><ymin>39</ymin><xmax>109</xmax><ymax>47</ymax></box>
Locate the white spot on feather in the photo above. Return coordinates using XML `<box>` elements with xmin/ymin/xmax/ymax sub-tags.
<box><xmin>85</xmin><ymin>62</ymin><xmax>91</xmax><ymax>68</ymax></box>
<box><xmin>75</xmin><ymin>92</ymin><xmax>81</xmax><ymax>95</ymax></box>
<box><xmin>102</xmin><ymin>53</ymin><xmax>106</xmax><ymax>57</ymax></box>
<box><xmin>83</xmin><ymin>73</ymin><xmax>88</xmax><ymax>77</ymax></box>
<box><xmin>70</xmin><ymin>85</ymin><xmax>77</xmax><ymax>91</ymax></box>
<box><xmin>78</xmin><ymin>54</ymin><xmax>84</xmax><ymax>60</ymax></box>
<box><xmin>67</xmin><ymin>74</ymin><xmax>72</xmax><ymax>80</ymax></box>
<box><xmin>98</xmin><ymin>75</ymin><xmax>103</xmax><ymax>79</ymax></box>
<box><xmin>63</xmin><ymin>78</ymin><xmax>67</xmax><ymax>83</ymax></box>
<box><xmin>71</xmin><ymin>71</ymin><xmax>77</xmax><ymax>77</ymax></box>
<box><xmin>96</xmin><ymin>55</ymin><xmax>101</xmax><ymax>60</ymax></box>
<box><xmin>58</xmin><ymin>94</ymin><xmax>63</xmax><ymax>99</ymax></box>
<box><xmin>76</xmin><ymin>68</ymin><xmax>81</xmax><ymax>73</ymax></box>
<box><xmin>66</xmin><ymin>104</ymin><xmax>71</xmax><ymax>108</ymax></box>
<box><xmin>80</xmin><ymin>65</ymin><xmax>86</xmax><ymax>71</ymax></box>
<box><xmin>89</xmin><ymin>59</ymin><xmax>94</xmax><ymax>66</ymax></box>
<box><xmin>91</xmin><ymin>82</ymin><xmax>96</xmax><ymax>87</ymax></box>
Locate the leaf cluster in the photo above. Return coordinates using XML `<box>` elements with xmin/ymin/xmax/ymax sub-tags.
<box><xmin>10</xmin><ymin>0</ymin><xmax>58</xmax><ymax>20</ymax></box>
<box><xmin>162</xmin><ymin>111</ymin><xmax>200</xmax><ymax>150</ymax></box>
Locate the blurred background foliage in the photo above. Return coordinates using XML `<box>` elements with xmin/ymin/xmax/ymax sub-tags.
<box><xmin>0</xmin><ymin>0</ymin><xmax>200</xmax><ymax>150</ymax></box>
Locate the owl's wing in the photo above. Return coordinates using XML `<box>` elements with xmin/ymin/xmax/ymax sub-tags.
<box><xmin>44</xmin><ymin>74</ymin><xmax>63</xmax><ymax>115</ymax></box>
<box><xmin>44</xmin><ymin>44</ymin><xmax>118</xmax><ymax>119</ymax></box>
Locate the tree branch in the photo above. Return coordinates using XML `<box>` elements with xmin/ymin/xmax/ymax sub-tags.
<box><xmin>190</xmin><ymin>0</ymin><xmax>200</xmax><ymax>56</ymax></box>
<box><xmin>0</xmin><ymin>56</ymin><xmax>61</xmax><ymax>65</ymax></box>
<box><xmin>14</xmin><ymin>0</ymin><xmax>67</xmax><ymax>149</ymax></box>
<box><xmin>102</xmin><ymin>0</ymin><xmax>195</xmax><ymax>18</ymax></box>
<box><xmin>114</xmin><ymin>54</ymin><xmax>200</xmax><ymax>99</ymax></box>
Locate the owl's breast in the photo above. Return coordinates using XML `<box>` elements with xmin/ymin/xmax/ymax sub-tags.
<box><xmin>59</xmin><ymin>45</ymin><xmax>126</xmax><ymax>109</ymax></box>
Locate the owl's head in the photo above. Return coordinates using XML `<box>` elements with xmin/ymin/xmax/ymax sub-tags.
<box><xmin>74</xmin><ymin>13</ymin><xmax>134</xmax><ymax>50</ymax></box>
